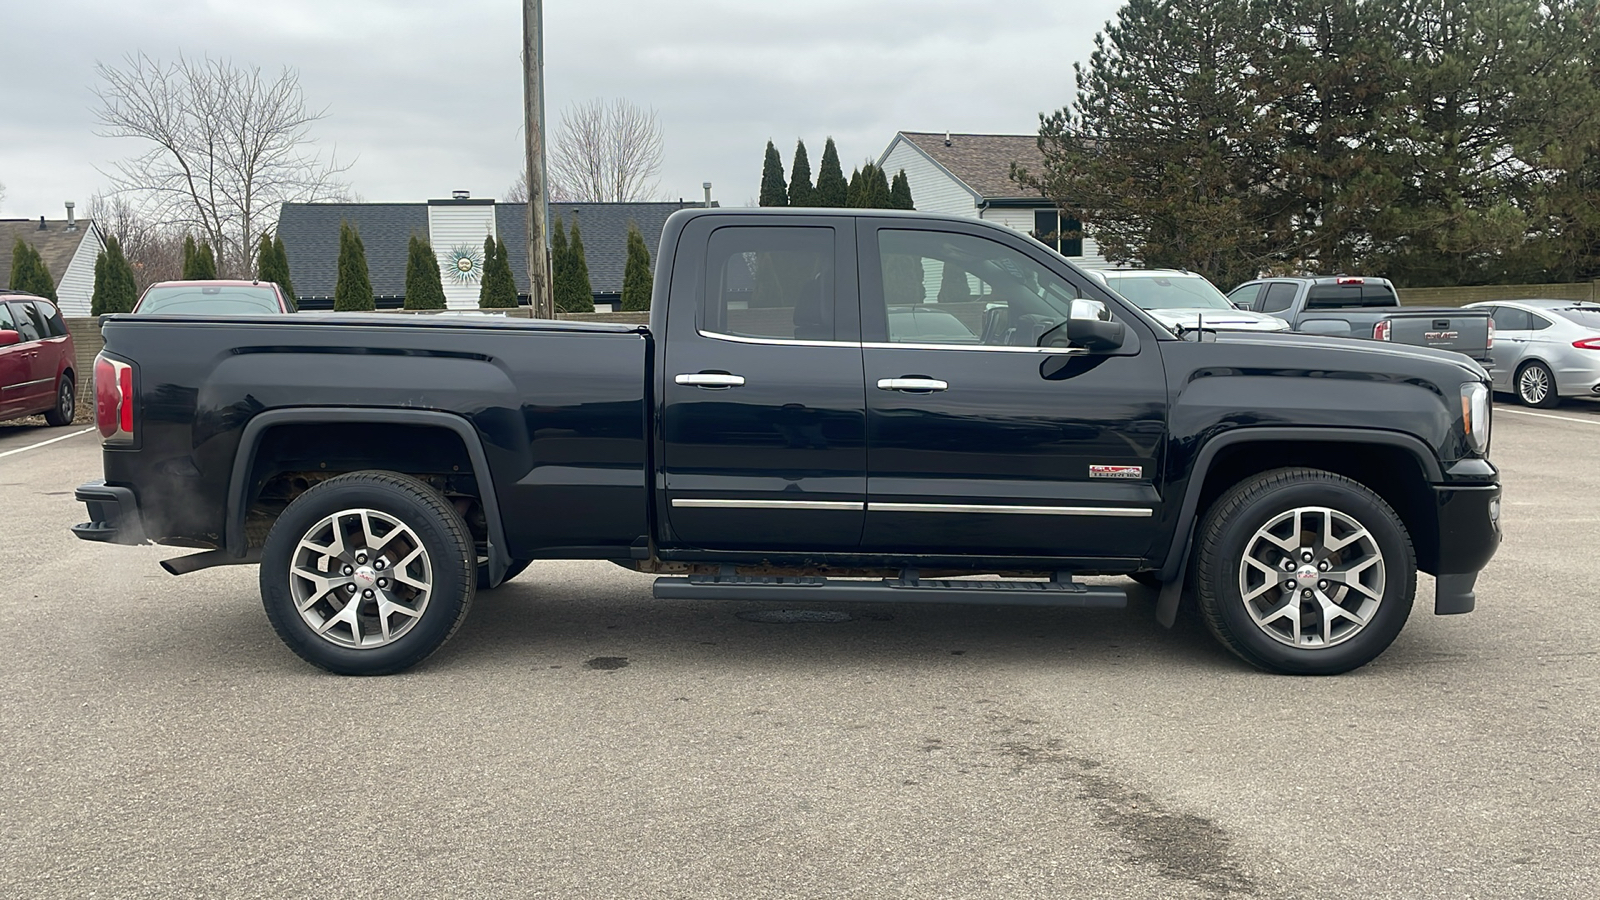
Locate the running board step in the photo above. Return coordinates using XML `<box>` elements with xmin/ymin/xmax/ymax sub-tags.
<box><xmin>651</xmin><ymin>570</ymin><xmax>1126</xmax><ymax>609</ymax></box>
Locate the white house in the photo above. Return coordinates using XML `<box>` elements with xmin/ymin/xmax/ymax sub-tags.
<box><xmin>877</xmin><ymin>132</ymin><xmax>1107</xmax><ymax>269</ymax></box>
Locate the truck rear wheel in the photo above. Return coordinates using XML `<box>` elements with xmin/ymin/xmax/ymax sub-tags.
<box><xmin>260</xmin><ymin>471</ymin><xmax>476</xmax><ymax>675</ymax></box>
<box><xmin>1193</xmin><ymin>467</ymin><xmax>1415</xmax><ymax>675</ymax></box>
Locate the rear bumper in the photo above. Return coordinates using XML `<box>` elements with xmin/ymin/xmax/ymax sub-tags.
<box><xmin>1431</xmin><ymin>482</ymin><xmax>1501</xmax><ymax>615</ymax></box>
<box><xmin>71</xmin><ymin>480</ymin><xmax>147</xmax><ymax>545</ymax></box>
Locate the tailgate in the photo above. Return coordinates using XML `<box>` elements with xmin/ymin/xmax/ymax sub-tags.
<box><xmin>1385</xmin><ymin>310</ymin><xmax>1492</xmax><ymax>359</ymax></box>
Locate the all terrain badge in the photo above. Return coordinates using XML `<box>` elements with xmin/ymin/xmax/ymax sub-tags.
<box><xmin>1090</xmin><ymin>465</ymin><xmax>1143</xmax><ymax>480</ymax></box>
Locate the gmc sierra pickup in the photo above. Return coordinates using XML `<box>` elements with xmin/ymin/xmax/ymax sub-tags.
<box><xmin>72</xmin><ymin>209</ymin><xmax>1501</xmax><ymax>677</ymax></box>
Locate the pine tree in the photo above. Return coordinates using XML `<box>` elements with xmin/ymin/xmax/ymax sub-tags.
<box><xmin>256</xmin><ymin>233</ymin><xmax>276</xmax><ymax>283</ymax></box>
<box><xmin>478</xmin><ymin>235</ymin><xmax>518</xmax><ymax>308</ymax></box>
<box><xmin>760</xmin><ymin>140</ymin><xmax>788</xmax><ymax>206</ymax></box>
<box><xmin>815</xmin><ymin>137</ymin><xmax>848</xmax><ymax>207</ymax></box>
<box><xmin>8</xmin><ymin>239</ymin><xmax>56</xmax><ymax>300</ymax></box>
<box><xmin>272</xmin><ymin>235</ymin><xmax>297</xmax><ymax>305</ymax></box>
<box><xmin>333</xmin><ymin>221</ymin><xmax>374</xmax><ymax>311</ymax></box>
<box><xmin>104</xmin><ymin>236</ymin><xmax>137</xmax><ymax>313</ymax></box>
<box><xmin>788</xmin><ymin>140</ymin><xmax>815</xmax><ymax>207</ymax></box>
<box><xmin>621</xmin><ymin>223</ymin><xmax>653</xmax><ymax>311</ymax></box>
<box><xmin>846</xmin><ymin>167</ymin><xmax>864</xmax><ymax>208</ymax></box>
<box><xmin>550</xmin><ymin>216</ymin><xmax>577</xmax><ymax>313</ymax></box>
<box><xmin>404</xmin><ymin>234</ymin><xmax>447</xmax><ymax>309</ymax></box>
<box><xmin>566</xmin><ymin>219</ymin><xmax>595</xmax><ymax>312</ymax></box>
<box><xmin>867</xmin><ymin>164</ymin><xmax>893</xmax><ymax>209</ymax></box>
<box><xmin>191</xmin><ymin>240</ymin><xmax>218</xmax><ymax>280</ymax></box>
<box><xmin>91</xmin><ymin>249</ymin><xmax>109</xmax><ymax>316</ymax></box>
<box><xmin>890</xmin><ymin>170</ymin><xmax>914</xmax><ymax>210</ymax></box>
<box><xmin>182</xmin><ymin>234</ymin><xmax>197</xmax><ymax>278</ymax></box>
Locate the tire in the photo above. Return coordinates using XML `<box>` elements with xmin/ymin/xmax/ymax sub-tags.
<box><xmin>478</xmin><ymin>558</ymin><xmax>531</xmax><ymax>590</ymax></box>
<box><xmin>44</xmin><ymin>373</ymin><xmax>75</xmax><ymax>426</ymax></box>
<box><xmin>1516</xmin><ymin>361</ymin><xmax>1559</xmax><ymax>408</ymax></box>
<box><xmin>1193</xmin><ymin>467</ymin><xmax>1416</xmax><ymax>675</ymax></box>
<box><xmin>260</xmin><ymin>471</ymin><xmax>476</xmax><ymax>675</ymax></box>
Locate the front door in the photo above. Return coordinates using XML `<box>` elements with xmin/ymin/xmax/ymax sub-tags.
<box><xmin>0</xmin><ymin>302</ymin><xmax>27</xmax><ymax>417</ymax></box>
<box><xmin>857</xmin><ymin>220</ymin><xmax>1168</xmax><ymax>562</ymax></box>
<box><xmin>658</xmin><ymin>216</ymin><xmax>866</xmax><ymax>552</ymax></box>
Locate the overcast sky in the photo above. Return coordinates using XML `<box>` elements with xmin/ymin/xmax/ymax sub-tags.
<box><xmin>0</xmin><ymin>0</ymin><xmax>1125</xmax><ymax>218</ymax></box>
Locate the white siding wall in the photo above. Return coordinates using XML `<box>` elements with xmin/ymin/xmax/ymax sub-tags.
<box><xmin>978</xmin><ymin>207</ymin><xmax>1109</xmax><ymax>270</ymax></box>
<box><xmin>55</xmin><ymin>229</ymin><xmax>104</xmax><ymax>316</ymax></box>
<box><xmin>427</xmin><ymin>204</ymin><xmax>498</xmax><ymax>309</ymax></box>
<box><xmin>881</xmin><ymin>139</ymin><xmax>978</xmax><ymax>217</ymax></box>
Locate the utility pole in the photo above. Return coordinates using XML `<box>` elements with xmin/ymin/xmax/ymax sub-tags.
<box><xmin>522</xmin><ymin>0</ymin><xmax>551</xmax><ymax>317</ymax></box>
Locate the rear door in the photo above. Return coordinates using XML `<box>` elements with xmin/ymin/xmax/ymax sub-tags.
<box><xmin>856</xmin><ymin>219</ymin><xmax>1167</xmax><ymax>561</ymax></box>
<box><xmin>658</xmin><ymin>215</ymin><xmax>866</xmax><ymax>552</ymax></box>
<box><xmin>30</xmin><ymin>300</ymin><xmax>72</xmax><ymax>389</ymax></box>
<box><xmin>1487</xmin><ymin>306</ymin><xmax>1532</xmax><ymax>389</ymax></box>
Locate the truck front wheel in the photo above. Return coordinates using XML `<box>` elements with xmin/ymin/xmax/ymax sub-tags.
<box><xmin>260</xmin><ymin>471</ymin><xmax>477</xmax><ymax>675</ymax></box>
<box><xmin>1193</xmin><ymin>468</ymin><xmax>1416</xmax><ymax>675</ymax></box>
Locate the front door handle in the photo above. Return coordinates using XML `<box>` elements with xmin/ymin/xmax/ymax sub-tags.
<box><xmin>675</xmin><ymin>373</ymin><xmax>746</xmax><ymax>389</ymax></box>
<box><xmin>877</xmin><ymin>377</ymin><xmax>949</xmax><ymax>392</ymax></box>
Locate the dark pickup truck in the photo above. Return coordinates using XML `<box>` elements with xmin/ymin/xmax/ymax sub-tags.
<box><xmin>72</xmin><ymin>209</ymin><xmax>1501</xmax><ymax>677</ymax></box>
<box><xmin>1226</xmin><ymin>276</ymin><xmax>1494</xmax><ymax>368</ymax></box>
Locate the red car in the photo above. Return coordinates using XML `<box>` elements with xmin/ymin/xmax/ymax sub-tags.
<box><xmin>132</xmin><ymin>280</ymin><xmax>296</xmax><ymax>315</ymax></box>
<box><xmin>0</xmin><ymin>290</ymin><xmax>78</xmax><ymax>425</ymax></box>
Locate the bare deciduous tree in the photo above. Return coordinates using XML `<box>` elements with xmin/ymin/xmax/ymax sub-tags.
<box><xmin>504</xmin><ymin>169</ymin><xmax>572</xmax><ymax>204</ymax></box>
<box><xmin>548</xmin><ymin>98</ymin><xmax>665</xmax><ymax>202</ymax></box>
<box><xmin>92</xmin><ymin>52</ymin><xmax>352</xmax><ymax>277</ymax></box>
<box><xmin>88</xmin><ymin>191</ymin><xmax>187</xmax><ymax>292</ymax></box>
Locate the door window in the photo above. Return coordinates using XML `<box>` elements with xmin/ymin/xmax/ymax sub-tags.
<box><xmin>0</xmin><ymin>302</ymin><xmax>14</xmax><ymax>333</ymax></box>
<box><xmin>31</xmin><ymin>301</ymin><xmax>65</xmax><ymax>337</ymax></box>
<box><xmin>1528</xmin><ymin>312</ymin><xmax>1554</xmax><ymax>332</ymax></box>
<box><xmin>1491</xmin><ymin>307</ymin><xmax>1531</xmax><ymax>331</ymax></box>
<box><xmin>1258</xmin><ymin>283</ymin><xmax>1297</xmax><ymax>313</ymax></box>
<box><xmin>1228</xmin><ymin>284</ymin><xmax>1261</xmax><ymax>310</ymax></box>
<box><xmin>9</xmin><ymin>303</ymin><xmax>42</xmax><ymax>342</ymax></box>
<box><xmin>701</xmin><ymin>226</ymin><xmax>835</xmax><ymax>342</ymax></box>
<box><xmin>872</xmin><ymin>229</ymin><xmax>1081</xmax><ymax>346</ymax></box>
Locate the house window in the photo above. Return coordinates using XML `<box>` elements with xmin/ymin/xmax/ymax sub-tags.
<box><xmin>1033</xmin><ymin>210</ymin><xmax>1083</xmax><ymax>257</ymax></box>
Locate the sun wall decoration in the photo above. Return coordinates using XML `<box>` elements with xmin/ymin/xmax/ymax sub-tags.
<box><xmin>446</xmin><ymin>244</ymin><xmax>485</xmax><ymax>284</ymax></box>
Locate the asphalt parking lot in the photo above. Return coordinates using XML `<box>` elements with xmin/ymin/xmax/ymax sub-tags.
<box><xmin>1</xmin><ymin>401</ymin><xmax>1597</xmax><ymax>899</ymax></box>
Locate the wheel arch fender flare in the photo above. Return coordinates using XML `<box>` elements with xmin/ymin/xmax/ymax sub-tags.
<box><xmin>225</xmin><ymin>408</ymin><xmax>510</xmax><ymax>586</ymax></box>
<box><xmin>1156</xmin><ymin>427</ymin><xmax>1442</xmax><ymax>588</ymax></box>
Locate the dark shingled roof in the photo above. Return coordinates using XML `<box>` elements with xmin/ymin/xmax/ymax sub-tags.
<box><xmin>277</xmin><ymin>203</ymin><xmax>429</xmax><ymax>300</ymax></box>
<box><xmin>523</xmin><ymin>202</ymin><xmax>694</xmax><ymax>296</ymax></box>
<box><xmin>897</xmin><ymin>132</ymin><xmax>1046</xmax><ymax>200</ymax></box>
<box><xmin>0</xmin><ymin>218</ymin><xmax>97</xmax><ymax>288</ymax></box>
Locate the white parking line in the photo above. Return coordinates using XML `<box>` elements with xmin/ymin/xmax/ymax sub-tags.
<box><xmin>1496</xmin><ymin>407</ymin><xmax>1600</xmax><ymax>426</ymax></box>
<box><xmin>0</xmin><ymin>427</ymin><xmax>96</xmax><ymax>459</ymax></box>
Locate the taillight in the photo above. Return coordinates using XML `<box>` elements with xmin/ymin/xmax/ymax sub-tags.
<box><xmin>1373</xmin><ymin>319</ymin><xmax>1392</xmax><ymax>341</ymax></box>
<box><xmin>94</xmin><ymin>354</ymin><xmax>135</xmax><ymax>443</ymax></box>
<box><xmin>1573</xmin><ymin>337</ymin><xmax>1600</xmax><ymax>350</ymax></box>
<box><xmin>1487</xmin><ymin>317</ymin><xmax>1494</xmax><ymax>349</ymax></box>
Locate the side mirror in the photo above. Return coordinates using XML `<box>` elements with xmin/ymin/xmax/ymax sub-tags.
<box><xmin>1046</xmin><ymin>299</ymin><xmax>1125</xmax><ymax>352</ymax></box>
<box><xmin>0</xmin><ymin>329</ymin><xmax>20</xmax><ymax>347</ymax></box>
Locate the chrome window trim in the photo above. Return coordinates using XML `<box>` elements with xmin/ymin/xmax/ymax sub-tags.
<box><xmin>696</xmin><ymin>329</ymin><xmax>859</xmax><ymax>349</ymax></box>
<box><xmin>863</xmin><ymin>341</ymin><xmax>1088</xmax><ymax>356</ymax></box>
<box><xmin>672</xmin><ymin>498</ymin><xmax>865</xmax><ymax>511</ymax></box>
<box><xmin>868</xmin><ymin>502</ymin><xmax>1152</xmax><ymax>517</ymax></box>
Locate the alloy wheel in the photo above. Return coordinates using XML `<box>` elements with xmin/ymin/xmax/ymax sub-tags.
<box><xmin>1237</xmin><ymin>506</ymin><xmax>1386</xmax><ymax>649</ymax></box>
<box><xmin>288</xmin><ymin>507</ymin><xmax>433</xmax><ymax>648</ymax></box>
<box><xmin>1519</xmin><ymin>366</ymin><xmax>1550</xmax><ymax>405</ymax></box>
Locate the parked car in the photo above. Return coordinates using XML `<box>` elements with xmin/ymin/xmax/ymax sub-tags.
<box><xmin>1088</xmin><ymin>269</ymin><xmax>1290</xmax><ymax>332</ymax></box>
<box><xmin>132</xmin><ymin>280</ymin><xmax>295</xmax><ymax>315</ymax></box>
<box><xmin>1464</xmin><ymin>299</ymin><xmax>1600</xmax><ymax>407</ymax></box>
<box><xmin>0</xmin><ymin>290</ymin><xmax>78</xmax><ymax>425</ymax></box>
<box><xmin>1227</xmin><ymin>276</ymin><xmax>1494</xmax><ymax>368</ymax></box>
<box><xmin>72</xmin><ymin>208</ymin><xmax>1500</xmax><ymax>678</ymax></box>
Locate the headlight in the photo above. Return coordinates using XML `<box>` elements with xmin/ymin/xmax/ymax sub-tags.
<box><xmin>1461</xmin><ymin>382</ymin><xmax>1491</xmax><ymax>455</ymax></box>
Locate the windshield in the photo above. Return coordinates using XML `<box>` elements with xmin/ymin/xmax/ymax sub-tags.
<box><xmin>1101</xmin><ymin>274</ymin><xmax>1234</xmax><ymax>311</ymax></box>
<box><xmin>137</xmin><ymin>285</ymin><xmax>282</xmax><ymax>314</ymax></box>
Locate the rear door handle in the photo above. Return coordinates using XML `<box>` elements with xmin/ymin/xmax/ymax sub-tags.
<box><xmin>877</xmin><ymin>377</ymin><xmax>949</xmax><ymax>392</ymax></box>
<box><xmin>675</xmin><ymin>373</ymin><xmax>746</xmax><ymax>389</ymax></box>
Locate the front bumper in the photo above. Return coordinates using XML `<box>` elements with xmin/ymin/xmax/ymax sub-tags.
<box><xmin>1431</xmin><ymin>482</ymin><xmax>1501</xmax><ymax>615</ymax></box>
<box><xmin>71</xmin><ymin>480</ymin><xmax>147</xmax><ymax>545</ymax></box>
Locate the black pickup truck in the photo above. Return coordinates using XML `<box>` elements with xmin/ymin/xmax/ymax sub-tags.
<box><xmin>72</xmin><ymin>209</ymin><xmax>1501</xmax><ymax>677</ymax></box>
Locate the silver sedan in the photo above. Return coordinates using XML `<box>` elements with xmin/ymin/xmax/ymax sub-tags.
<box><xmin>1465</xmin><ymin>299</ymin><xmax>1600</xmax><ymax>407</ymax></box>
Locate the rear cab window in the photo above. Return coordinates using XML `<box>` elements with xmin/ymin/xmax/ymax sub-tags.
<box><xmin>1305</xmin><ymin>282</ymin><xmax>1400</xmax><ymax>309</ymax></box>
<box><xmin>137</xmin><ymin>285</ymin><xmax>284</xmax><ymax>314</ymax></box>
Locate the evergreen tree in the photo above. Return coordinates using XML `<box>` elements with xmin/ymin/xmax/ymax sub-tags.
<box><xmin>404</xmin><ymin>235</ymin><xmax>447</xmax><ymax>309</ymax></box>
<box><xmin>182</xmin><ymin>234</ymin><xmax>197</xmax><ymax>278</ymax></box>
<box><xmin>8</xmin><ymin>239</ymin><xmax>56</xmax><ymax>300</ymax></box>
<box><xmin>788</xmin><ymin>140</ymin><xmax>815</xmax><ymax>207</ymax></box>
<box><xmin>890</xmin><ymin>170</ymin><xmax>914</xmax><ymax>210</ymax></box>
<box><xmin>256</xmin><ymin>233</ymin><xmax>276</xmax><ymax>282</ymax></box>
<box><xmin>333</xmin><ymin>221</ymin><xmax>374</xmax><ymax>311</ymax></box>
<box><xmin>566</xmin><ymin>219</ymin><xmax>595</xmax><ymax>312</ymax></box>
<box><xmin>815</xmin><ymin>138</ymin><xmax>848</xmax><ymax>207</ymax></box>
<box><xmin>189</xmin><ymin>239</ymin><xmax>218</xmax><ymax>280</ymax></box>
<box><xmin>550</xmin><ymin>216</ymin><xmax>578</xmax><ymax>313</ymax></box>
<box><xmin>478</xmin><ymin>234</ymin><xmax>518</xmax><ymax>308</ymax></box>
<box><xmin>760</xmin><ymin>140</ymin><xmax>788</xmax><ymax>206</ymax></box>
<box><xmin>621</xmin><ymin>223</ymin><xmax>653</xmax><ymax>311</ymax></box>
<box><xmin>103</xmin><ymin>236</ymin><xmax>137</xmax><ymax>313</ymax></box>
<box><xmin>846</xmin><ymin>167</ymin><xmax>864</xmax><ymax>208</ymax></box>
<box><xmin>272</xmin><ymin>235</ymin><xmax>298</xmax><ymax>304</ymax></box>
<box><xmin>91</xmin><ymin>249</ymin><xmax>109</xmax><ymax>316</ymax></box>
<box><xmin>867</xmin><ymin>164</ymin><xmax>893</xmax><ymax>209</ymax></box>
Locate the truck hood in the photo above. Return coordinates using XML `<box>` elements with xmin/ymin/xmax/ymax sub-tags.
<box><xmin>1146</xmin><ymin>308</ymin><xmax>1290</xmax><ymax>332</ymax></box>
<box><xmin>1205</xmin><ymin>329</ymin><xmax>1490</xmax><ymax>380</ymax></box>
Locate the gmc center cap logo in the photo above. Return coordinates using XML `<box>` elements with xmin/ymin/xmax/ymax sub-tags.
<box><xmin>1090</xmin><ymin>465</ymin><xmax>1143</xmax><ymax>480</ymax></box>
